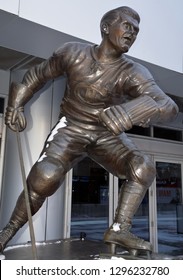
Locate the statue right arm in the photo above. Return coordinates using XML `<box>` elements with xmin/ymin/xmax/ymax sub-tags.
<box><xmin>5</xmin><ymin>46</ymin><xmax>67</xmax><ymax>132</ymax></box>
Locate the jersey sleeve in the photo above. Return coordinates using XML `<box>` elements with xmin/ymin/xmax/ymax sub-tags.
<box><xmin>122</xmin><ymin>62</ymin><xmax>179</xmax><ymax>125</ymax></box>
<box><xmin>21</xmin><ymin>42</ymin><xmax>72</xmax><ymax>93</ymax></box>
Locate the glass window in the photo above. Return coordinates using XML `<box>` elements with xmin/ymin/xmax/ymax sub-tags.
<box><xmin>127</xmin><ymin>125</ymin><xmax>151</xmax><ymax>137</ymax></box>
<box><xmin>70</xmin><ymin>157</ymin><xmax>109</xmax><ymax>241</ymax></box>
<box><xmin>154</xmin><ymin>127</ymin><xmax>182</xmax><ymax>142</ymax></box>
<box><xmin>156</xmin><ymin>161</ymin><xmax>183</xmax><ymax>255</ymax></box>
<box><xmin>0</xmin><ymin>97</ymin><xmax>4</xmax><ymax>114</ymax></box>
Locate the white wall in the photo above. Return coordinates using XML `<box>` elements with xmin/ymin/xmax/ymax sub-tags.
<box><xmin>0</xmin><ymin>0</ymin><xmax>183</xmax><ymax>73</ymax></box>
<box><xmin>0</xmin><ymin>69</ymin><xmax>9</xmax><ymax>205</ymax></box>
<box><xmin>0</xmin><ymin>0</ymin><xmax>19</xmax><ymax>14</ymax></box>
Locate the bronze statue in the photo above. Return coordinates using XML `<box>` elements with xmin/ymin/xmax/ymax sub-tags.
<box><xmin>0</xmin><ymin>6</ymin><xmax>178</xmax><ymax>257</ymax></box>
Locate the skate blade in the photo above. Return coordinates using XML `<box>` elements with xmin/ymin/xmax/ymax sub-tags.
<box><xmin>106</xmin><ymin>243</ymin><xmax>152</xmax><ymax>260</ymax></box>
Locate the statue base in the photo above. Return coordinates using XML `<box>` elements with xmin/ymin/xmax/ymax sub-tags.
<box><xmin>98</xmin><ymin>251</ymin><xmax>183</xmax><ymax>260</ymax></box>
<box><xmin>2</xmin><ymin>239</ymin><xmax>183</xmax><ymax>260</ymax></box>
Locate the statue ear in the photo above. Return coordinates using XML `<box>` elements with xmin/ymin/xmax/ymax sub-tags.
<box><xmin>101</xmin><ymin>23</ymin><xmax>109</xmax><ymax>34</ymax></box>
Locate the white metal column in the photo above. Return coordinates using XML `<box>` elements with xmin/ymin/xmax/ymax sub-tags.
<box><xmin>63</xmin><ymin>169</ymin><xmax>73</xmax><ymax>238</ymax></box>
<box><xmin>149</xmin><ymin>179</ymin><xmax>158</xmax><ymax>252</ymax></box>
<box><xmin>109</xmin><ymin>174</ymin><xmax>118</xmax><ymax>226</ymax></box>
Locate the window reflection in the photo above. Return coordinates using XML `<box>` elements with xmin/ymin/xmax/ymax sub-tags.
<box><xmin>156</xmin><ymin>162</ymin><xmax>182</xmax><ymax>204</ymax></box>
<box><xmin>156</xmin><ymin>161</ymin><xmax>183</xmax><ymax>255</ymax></box>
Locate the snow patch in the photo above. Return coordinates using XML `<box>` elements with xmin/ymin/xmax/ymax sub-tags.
<box><xmin>47</xmin><ymin>117</ymin><xmax>67</xmax><ymax>142</ymax></box>
<box><xmin>37</xmin><ymin>152</ymin><xmax>47</xmax><ymax>162</ymax></box>
<box><xmin>112</xmin><ymin>223</ymin><xmax>121</xmax><ymax>232</ymax></box>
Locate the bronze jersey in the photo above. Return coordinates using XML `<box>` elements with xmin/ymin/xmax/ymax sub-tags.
<box><xmin>22</xmin><ymin>42</ymin><xmax>178</xmax><ymax>128</ymax></box>
<box><xmin>58</xmin><ymin>42</ymin><xmax>155</xmax><ymax>125</ymax></box>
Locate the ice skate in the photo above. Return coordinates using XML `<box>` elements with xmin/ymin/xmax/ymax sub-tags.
<box><xmin>101</xmin><ymin>181</ymin><xmax>153</xmax><ymax>260</ymax></box>
<box><xmin>104</xmin><ymin>222</ymin><xmax>152</xmax><ymax>259</ymax></box>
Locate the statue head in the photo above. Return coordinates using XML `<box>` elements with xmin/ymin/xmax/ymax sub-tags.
<box><xmin>100</xmin><ymin>6</ymin><xmax>140</xmax><ymax>38</ymax></box>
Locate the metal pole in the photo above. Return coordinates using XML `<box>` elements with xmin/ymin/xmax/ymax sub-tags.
<box><xmin>16</xmin><ymin>126</ymin><xmax>38</xmax><ymax>259</ymax></box>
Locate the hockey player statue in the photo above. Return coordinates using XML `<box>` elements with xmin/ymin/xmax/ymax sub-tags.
<box><xmin>0</xmin><ymin>6</ymin><xmax>178</xmax><ymax>258</ymax></box>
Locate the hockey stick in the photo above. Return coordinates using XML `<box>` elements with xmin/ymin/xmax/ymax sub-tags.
<box><xmin>16</xmin><ymin>125</ymin><xmax>38</xmax><ymax>259</ymax></box>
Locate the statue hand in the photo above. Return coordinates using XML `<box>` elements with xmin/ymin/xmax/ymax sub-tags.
<box><xmin>99</xmin><ymin>106</ymin><xmax>125</xmax><ymax>135</ymax></box>
<box><xmin>5</xmin><ymin>106</ymin><xmax>27</xmax><ymax>132</ymax></box>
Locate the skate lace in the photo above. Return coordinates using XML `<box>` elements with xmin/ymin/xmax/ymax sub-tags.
<box><xmin>122</xmin><ymin>224</ymin><xmax>145</xmax><ymax>242</ymax></box>
<box><xmin>127</xmin><ymin>231</ymin><xmax>143</xmax><ymax>240</ymax></box>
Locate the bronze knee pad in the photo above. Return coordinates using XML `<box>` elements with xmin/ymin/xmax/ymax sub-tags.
<box><xmin>126</xmin><ymin>152</ymin><xmax>156</xmax><ymax>187</ymax></box>
<box><xmin>27</xmin><ymin>156</ymin><xmax>66</xmax><ymax>197</ymax></box>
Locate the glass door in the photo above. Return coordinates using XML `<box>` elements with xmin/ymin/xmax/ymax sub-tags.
<box><xmin>156</xmin><ymin>161</ymin><xmax>183</xmax><ymax>255</ymax></box>
<box><xmin>70</xmin><ymin>157</ymin><xmax>109</xmax><ymax>241</ymax></box>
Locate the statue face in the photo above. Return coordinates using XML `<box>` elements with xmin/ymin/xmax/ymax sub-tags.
<box><xmin>107</xmin><ymin>14</ymin><xmax>139</xmax><ymax>53</ymax></box>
